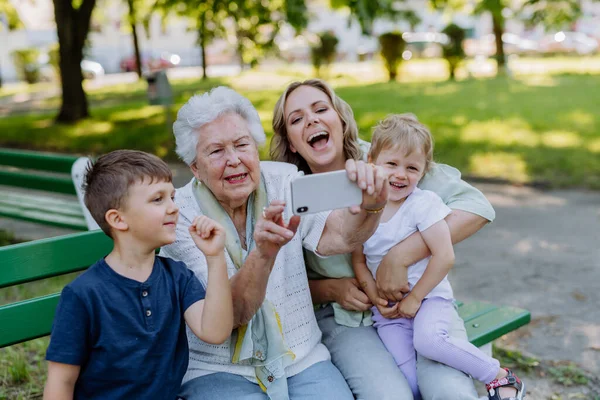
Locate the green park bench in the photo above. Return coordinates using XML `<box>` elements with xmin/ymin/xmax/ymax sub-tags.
<box><xmin>0</xmin><ymin>148</ymin><xmax>98</xmax><ymax>231</ymax></box>
<box><xmin>0</xmin><ymin>229</ymin><xmax>531</xmax><ymax>351</ymax></box>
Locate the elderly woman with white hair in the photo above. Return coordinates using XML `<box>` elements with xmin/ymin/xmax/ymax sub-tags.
<box><xmin>160</xmin><ymin>86</ymin><xmax>389</xmax><ymax>400</ymax></box>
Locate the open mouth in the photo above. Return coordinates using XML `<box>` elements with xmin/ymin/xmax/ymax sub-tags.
<box><xmin>390</xmin><ymin>182</ymin><xmax>407</xmax><ymax>189</ymax></box>
<box><xmin>225</xmin><ymin>173</ymin><xmax>248</xmax><ymax>183</ymax></box>
<box><xmin>307</xmin><ymin>131</ymin><xmax>329</xmax><ymax>150</ymax></box>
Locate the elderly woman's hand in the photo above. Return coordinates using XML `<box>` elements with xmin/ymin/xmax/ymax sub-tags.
<box><xmin>254</xmin><ymin>200</ymin><xmax>300</xmax><ymax>259</ymax></box>
<box><xmin>344</xmin><ymin>159</ymin><xmax>389</xmax><ymax>215</ymax></box>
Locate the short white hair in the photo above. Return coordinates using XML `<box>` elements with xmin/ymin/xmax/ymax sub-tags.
<box><xmin>173</xmin><ymin>86</ymin><xmax>266</xmax><ymax>165</ymax></box>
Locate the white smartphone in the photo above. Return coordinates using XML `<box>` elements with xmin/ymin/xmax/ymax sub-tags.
<box><xmin>290</xmin><ymin>170</ymin><xmax>363</xmax><ymax>216</ymax></box>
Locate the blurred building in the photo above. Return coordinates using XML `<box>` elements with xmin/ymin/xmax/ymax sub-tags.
<box><xmin>2</xmin><ymin>0</ymin><xmax>600</xmax><ymax>82</ymax></box>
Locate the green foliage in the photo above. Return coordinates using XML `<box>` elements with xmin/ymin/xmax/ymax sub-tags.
<box><xmin>11</xmin><ymin>48</ymin><xmax>41</xmax><ymax>84</ymax></box>
<box><xmin>521</xmin><ymin>0</ymin><xmax>582</xmax><ymax>31</ymax></box>
<box><xmin>548</xmin><ymin>363</ymin><xmax>589</xmax><ymax>386</ymax></box>
<box><xmin>441</xmin><ymin>23</ymin><xmax>466</xmax><ymax>80</ymax></box>
<box><xmin>378</xmin><ymin>32</ymin><xmax>405</xmax><ymax>81</ymax></box>
<box><xmin>0</xmin><ymin>230</ymin><xmax>21</xmax><ymax>247</ymax></box>
<box><xmin>0</xmin><ymin>0</ymin><xmax>24</xmax><ymax>30</ymax></box>
<box><xmin>493</xmin><ymin>345</ymin><xmax>539</xmax><ymax>373</ymax></box>
<box><xmin>330</xmin><ymin>0</ymin><xmax>418</xmax><ymax>35</ymax></box>
<box><xmin>311</xmin><ymin>31</ymin><xmax>339</xmax><ymax>76</ymax></box>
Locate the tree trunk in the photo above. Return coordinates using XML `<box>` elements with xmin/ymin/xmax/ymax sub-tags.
<box><xmin>232</xmin><ymin>17</ymin><xmax>244</xmax><ymax>71</ymax></box>
<box><xmin>492</xmin><ymin>12</ymin><xmax>506</xmax><ymax>73</ymax></box>
<box><xmin>53</xmin><ymin>0</ymin><xmax>96</xmax><ymax>123</ymax></box>
<box><xmin>198</xmin><ymin>13</ymin><xmax>208</xmax><ymax>80</ymax></box>
<box><xmin>127</xmin><ymin>0</ymin><xmax>142</xmax><ymax>78</ymax></box>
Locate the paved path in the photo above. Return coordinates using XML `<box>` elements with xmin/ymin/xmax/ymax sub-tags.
<box><xmin>2</xmin><ymin>169</ymin><xmax>599</xmax><ymax>398</ymax></box>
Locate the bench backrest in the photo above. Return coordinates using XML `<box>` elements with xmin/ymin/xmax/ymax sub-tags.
<box><xmin>0</xmin><ymin>230</ymin><xmax>112</xmax><ymax>348</ymax></box>
<box><xmin>0</xmin><ymin>148</ymin><xmax>81</xmax><ymax>195</ymax></box>
<box><xmin>0</xmin><ymin>148</ymin><xmax>100</xmax><ymax>230</ymax></box>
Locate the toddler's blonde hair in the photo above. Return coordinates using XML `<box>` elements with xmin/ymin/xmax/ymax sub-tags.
<box><xmin>369</xmin><ymin>113</ymin><xmax>434</xmax><ymax>173</ymax></box>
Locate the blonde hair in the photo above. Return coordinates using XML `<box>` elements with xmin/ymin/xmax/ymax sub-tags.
<box><xmin>369</xmin><ymin>113</ymin><xmax>434</xmax><ymax>173</ymax></box>
<box><xmin>270</xmin><ymin>79</ymin><xmax>363</xmax><ymax>174</ymax></box>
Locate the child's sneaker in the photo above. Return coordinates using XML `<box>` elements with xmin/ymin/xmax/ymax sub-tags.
<box><xmin>486</xmin><ymin>368</ymin><xmax>525</xmax><ymax>400</ymax></box>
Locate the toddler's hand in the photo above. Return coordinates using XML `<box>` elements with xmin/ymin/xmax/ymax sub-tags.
<box><xmin>189</xmin><ymin>216</ymin><xmax>226</xmax><ymax>257</ymax></box>
<box><xmin>397</xmin><ymin>293</ymin><xmax>422</xmax><ymax>318</ymax></box>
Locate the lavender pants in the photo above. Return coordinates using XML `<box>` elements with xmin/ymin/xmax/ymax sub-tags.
<box><xmin>372</xmin><ymin>297</ymin><xmax>500</xmax><ymax>400</ymax></box>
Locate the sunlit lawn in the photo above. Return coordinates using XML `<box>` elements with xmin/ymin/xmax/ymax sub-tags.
<box><xmin>2</xmin><ymin>61</ymin><xmax>599</xmax><ymax>188</ymax></box>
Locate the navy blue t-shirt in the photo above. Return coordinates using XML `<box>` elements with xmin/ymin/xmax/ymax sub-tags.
<box><xmin>46</xmin><ymin>256</ymin><xmax>206</xmax><ymax>399</ymax></box>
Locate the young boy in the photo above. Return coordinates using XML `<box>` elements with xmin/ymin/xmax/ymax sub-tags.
<box><xmin>43</xmin><ymin>150</ymin><xmax>233</xmax><ymax>399</ymax></box>
<box><xmin>352</xmin><ymin>114</ymin><xmax>525</xmax><ymax>400</ymax></box>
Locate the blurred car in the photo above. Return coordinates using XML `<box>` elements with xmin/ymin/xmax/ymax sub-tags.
<box><xmin>81</xmin><ymin>60</ymin><xmax>105</xmax><ymax>79</ymax></box>
<box><xmin>539</xmin><ymin>31</ymin><xmax>598</xmax><ymax>55</ymax></box>
<box><xmin>39</xmin><ymin>56</ymin><xmax>105</xmax><ymax>81</ymax></box>
<box><xmin>465</xmin><ymin>33</ymin><xmax>540</xmax><ymax>57</ymax></box>
<box><xmin>401</xmin><ymin>32</ymin><xmax>449</xmax><ymax>59</ymax></box>
<box><xmin>119</xmin><ymin>51</ymin><xmax>181</xmax><ymax>72</ymax></box>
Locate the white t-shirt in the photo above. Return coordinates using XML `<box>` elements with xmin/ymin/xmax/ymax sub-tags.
<box><xmin>160</xmin><ymin>161</ymin><xmax>331</xmax><ymax>384</ymax></box>
<box><xmin>363</xmin><ymin>187</ymin><xmax>454</xmax><ymax>300</ymax></box>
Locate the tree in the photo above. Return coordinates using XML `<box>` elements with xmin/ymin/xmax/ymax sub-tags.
<box><xmin>53</xmin><ymin>0</ymin><xmax>97</xmax><ymax>122</ymax></box>
<box><xmin>330</xmin><ymin>0</ymin><xmax>418</xmax><ymax>35</ymax></box>
<box><xmin>126</xmin><ymin>0</ymin><xmax>144</xmax><ymax>78</ymax></box>
<box><xmin>0</xmin><ymin>0</ymin><xmax>24</xmax><ymax>87</ymax></box>
<box><xmin>378</xmin><ymin>32</ymin><xmax>405</xmax><ymax>81</ymax></box>
<box><xmin>227</xmin><ymin>0</ymin><xmax>308</xmax><ymax>69</ymax></box>
<box><xmin>156</xmin><ymin>0</ymin><xmax>227</xmax><ymax>80</ymax></box>
<box><xmin>521</xmin><ymin>0</ymin><xmax>583</xmax><ymax>31</ymax></box>
<box><xmin>310</xmin><ymin>31</ymin><xmax>339</xmax><ymax>77</ymax></box>
<box><xmin>431</xmin><ymin>0</ymin><xmax>508</xmax><ymax>73</ymax></box>
<box><xmin>441</xmin><ymin>23</ymin><xmax>466</xmax><ymax>80</ymax></box>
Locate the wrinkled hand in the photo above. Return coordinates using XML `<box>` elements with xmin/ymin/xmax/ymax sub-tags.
<box><xmin>345</xmin><ymin>159</ymin><xmax>389</xmax><ymax>215</ymax></box>
<box><xmin>397</xmin><ymin>293</ymin><xmax>422</xmax><ymax>319</ymax></box>
<box><xmin>376</xmin><ymin>258</ymin><xmax>411</xmax><ymax>302</ymax></box>
<box><xmin>254</xmin><ymin>200</ymin><xmax>300</xmax><ymax>259</ymax></box>
<box><xmin>189</xmin><ymin>216</ymin><xmax>226</xmax><ymax>257</ymax></box>
<box><xmin>334</xmin><ymin>278</ymin><xmax>373</xmax><ymax>312</ymax></box>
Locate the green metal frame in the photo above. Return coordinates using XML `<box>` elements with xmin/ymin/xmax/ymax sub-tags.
<box><xmin>0</xmin><ymin>230</ymin><xmax>531</xmax><ymax>350</ymax></box>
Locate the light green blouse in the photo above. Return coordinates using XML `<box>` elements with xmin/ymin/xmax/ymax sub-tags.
<box><xmin>306</xmin><ymin>139</ymin><xmax>496</xmax><ymax>327</ymax></box>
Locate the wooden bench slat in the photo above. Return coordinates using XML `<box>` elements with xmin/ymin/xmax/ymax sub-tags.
<box><xmin>461</xmin><ymin>304</ymin><xmax>531</xmax><ymax>347</ymax></box>
<box><xmin>0</xmin><ymin>204</ymin><xmax>88</xmax><ymax>230</ymax></box>
<box><xmin>1</xmin><ymin>190</ymin><xmax>84</xmax><ymax>210</ymax></box>
<box><xmin>0</xmin><ymin>230</ymin><xmax>111</xmax><ymax>288</ymax></box>
<box><xmin>0</xmin><ymin>294</ymin><xmax>60</xmax><ymax>348</ymax></box>
<box><xmin>0</xmin><ymin>170</ymin><xmax>76</xmax><ymax>195</ymax></box>
<box><xmin>0</xmin><ymin>195</ymin><xmax>84</xmax><ymax>218</ymax></box>
<box><xmin>0</xmin><ymin>149</ymin><xmax>78</xmax><ymax>173</ymax></box>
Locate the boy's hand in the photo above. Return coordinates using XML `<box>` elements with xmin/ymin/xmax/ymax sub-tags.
<box><xmin>254</xmin><ymin>200</ymin><xmax>300</xmax><ymax>259</ymax></box>
<box><xmin>189</xmin><ymin>216</ymin><xmax>226</xmax><ymax>257</ymax></box>
<box><xmin>397</xmin><ymin>293</ymin><xmax>422</xmax><ymax>318</ymax></box>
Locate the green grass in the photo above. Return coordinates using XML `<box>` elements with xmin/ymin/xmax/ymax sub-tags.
<box><xmin>0</xmin><ymin>231</ymin><xmax>80</xmax><ymax>399</ymax></box>
<box><xmin>2</xmin><ymin>67</ymin><xmax>599</xmax><ymax>188</ymax></box>
<box><xmin>0</xmin><ymin>272</ymin><xmax>81</xmax><ymax>399</ymax></box>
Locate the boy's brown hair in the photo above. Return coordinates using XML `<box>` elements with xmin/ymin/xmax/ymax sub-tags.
<box><xmin>369</xmin><ymin>113</ymin><xmax>434</xmax><ymax>173</ymax></box>
<box><xmin>83</xmin><ymin>150</ymin><xmax>172</xmax><ymax>237</ymax></box>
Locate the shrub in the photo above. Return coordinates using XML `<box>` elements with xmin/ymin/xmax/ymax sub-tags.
<box><xmin>441</xmin><ymin>23</ymin><xmax>466</xmax><ymax>80</ymax></box>
<box><xmin>378</xmin><ymin>32</ymin><xmax>405</xmax><ymax>81</ymax></box>
<box><xmin>310</xmin><ymin>31</ymin><xmax>339</xmax><ymax>76</ymax></box>
<box><xmin>12</xmin><ymin>48</ymin><xmax>41</xmax><ymax>84</ymax></box>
